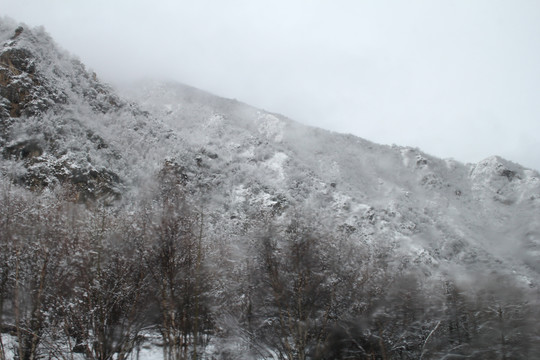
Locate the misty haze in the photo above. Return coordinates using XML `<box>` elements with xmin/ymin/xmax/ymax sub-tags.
<box><xmin>1</xmin><ymin>4</ymin><xmax>540</xmax><ymax>360</ymax></box>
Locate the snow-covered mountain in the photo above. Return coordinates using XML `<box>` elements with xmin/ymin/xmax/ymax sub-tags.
<box><xmin>120</xmin><ymin>78</ymin><xmax>540</xmax><ymax>287</ymax></box>
<box><xmin>1</xmin><ymin>18</ymin><xmax>539</xmax><ymax>359</ymax></box>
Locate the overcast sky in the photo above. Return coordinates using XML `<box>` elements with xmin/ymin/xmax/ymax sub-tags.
<box><xmin>3</xmin><ymin>1</ymin><xmax>540</xmax><ymax>170</ymax></box>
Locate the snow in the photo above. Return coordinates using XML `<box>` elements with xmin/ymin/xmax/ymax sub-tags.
<box><xmin>2</xmin><ymin>19</ymin><xmax>540</xmax><ymax>359</ymax></box>
<box><xmin>119</xmin><ymin>77</ymin><xmax>540</xmax><ymax>288</ymax></box>
<box><xmin>257</xmin><ymin>112</ymin><xmax>285</xmax><ymax>142</ymax></box>
<box><xmin>263</xmin><ymin>151</ymin><xmax>288</xmax><ymax>181</ymax></box>
<box><xmin>131</xmin><ymin>344</ymin><xmax>165</xmax><ymax>360</ymax></box>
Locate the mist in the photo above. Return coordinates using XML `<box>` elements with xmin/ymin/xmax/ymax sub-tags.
<box><xmin>3</xmin><ymin>1</ymin><xmax>540</xmax><ymax>171</ymax></box>
<box><xmin>2</xmin><ymin>13</ymin><xmax>540</xmax><ymax>358</ymax></box>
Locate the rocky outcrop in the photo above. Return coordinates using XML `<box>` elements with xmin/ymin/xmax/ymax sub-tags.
<box><xmin>0</xmin><ymin>25</ymin><xmax>125</xmax><ymax>119</ymax></box>
<box><xmin>0</xmin><ymin>21</ymin><xmax>125</xmax><ymax>203</ymax></box>
<box><xmin>0</xmin><ymin>28</ymin><xmax>65</xmax><ymax>118</ymax></box>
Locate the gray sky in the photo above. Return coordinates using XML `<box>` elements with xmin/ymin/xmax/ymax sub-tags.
<box><xmin>3</xmin><ymin>0</ymin><xmax>540</xmax><ymax>171</ymax></box>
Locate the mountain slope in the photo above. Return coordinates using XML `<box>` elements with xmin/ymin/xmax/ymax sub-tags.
<box><xmin>2</xmin><ymin>16</ymin><xmax>539</xmax><ymax>294</ymax></box>
<box><xmin>1</xmin><ymin>18</ymin><xmax>540</xmax><ymax>359</ymax></box>
<box><xmin>121</xmin><ymin>79</ymin><xmax>540</xmax><ymax>285</ymax></box>
<box><xmin>0</xmin><ymin>19</ymin><xmax>184</xmax><ymax>201</ymax></box>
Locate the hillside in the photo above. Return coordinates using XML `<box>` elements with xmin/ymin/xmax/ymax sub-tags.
<box><xmin>1</xmin><ymin>19</ymin><xmax>539</xmax><ymax>360</ymax></box>
<box><xmin>121</xmin><ymin>79</ymin><xmax>540</xmax><ymax>283</ymax></box>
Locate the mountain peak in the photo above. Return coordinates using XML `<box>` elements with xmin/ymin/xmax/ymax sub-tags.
<box><xmin>0</xmin><ymin>19</ymin><xmax>124</xmax><ymax>119</ymax></box>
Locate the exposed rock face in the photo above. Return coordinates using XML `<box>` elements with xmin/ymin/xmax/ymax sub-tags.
<box><xmin>3</xmin><ymin>138</ymin><xmax>43</xmax><ymax>159</ymax></box>
<box><xmin>0</xmin><ymin>25</ymin><xmax>124</xmax><ymax>119</ymax></box>
<box><xmin>0</xmin><ymin>47</ymin><xmax>36</xmax><ymax>118</ymax></box>
<box><xmin>0</xmin><ymin>30</ymin><xmax>64</xmax><ymax>118</ymax></box>
<box><xmin>0</xmin><ymin>21</ymin><xmax>125</xmax><ymax>203</ymax></box>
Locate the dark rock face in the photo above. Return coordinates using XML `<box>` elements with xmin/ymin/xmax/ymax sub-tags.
<box><xmin>0</xmin><ymin>47</ymin><xmax>35</xmax><ymax>117</ymax></box>
<box><xmin>61</xmin><ymin>167</ymin><xmax>121</xmax><ymax>203</ymax></box>
<box><xmin>0</xmin><ymin>38</ymin><xmax>67</xmax><ymax>118</ymax></box>
<box><xmin>0</xmin><ymin>23</ymin><xmax>124</xmax><ymax>203</ymax></box>
<box><xmin>500</xmin><ymin>168</ymin><xmax>517</xmax><ymax>181</ymax></box>
<box><xmin>2</xmin><ymin>134</ymin><xmax>121</xmax><ymax>203</ymax></box>
<box><xmin>0</xmin><ymin>26</ymin><xmax>124</xmax><ymax>119</ymax></box>
<box><xmin>3</xmin><ymin>138</ymin><xmax>43</xmax><ymax>159</ymax></box>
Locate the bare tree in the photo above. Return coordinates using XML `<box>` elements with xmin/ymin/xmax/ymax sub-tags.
<box><xmin>144</xmin><ymin>162</ymin><xmax>212</xmax><ymax>360</ymax></box>
<box><xmin>57</xmin><ymin>206</ymin><xmax>152</xmax><ymax>360</ymax></box>
<box><xmin>250</xmin><ymin>220</ymin><xmax>339</xmax><ymax>360</ymax></box>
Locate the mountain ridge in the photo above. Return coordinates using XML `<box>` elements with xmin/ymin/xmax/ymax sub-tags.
<box><xmin>2</xmin><ymin>20</ymin><xmax>539</xmax><ymax>276</ymax></box>
<box><xmin>1</xmin><ymin>18</ymin><xmax>540</xmax><ymax>359</ymax></box>
<box><xmin>121</xmin><ymin>78</ymin><xmax>540</xmax><ymax>287</ymax></box>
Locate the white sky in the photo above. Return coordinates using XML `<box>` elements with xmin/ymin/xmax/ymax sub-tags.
<box><xmin>3</xmin><ymin>1</ymin><xmax>540</xmax><ymax>171</ymax></box>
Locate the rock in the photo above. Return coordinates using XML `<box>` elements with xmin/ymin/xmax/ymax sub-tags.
<box><xmin>3</xmin><ymin>139</ymin><xmax>43</xmax><ymax>159</ymax></box>
<box><xmin>12</xmin><ymin>26</ymin><xmax>24</xmax><ymax>39</ymax></box>
<box><xmin>500</xmin><ymin>168</ymin><xmax>516</xmax><ymax>181</ymax></box>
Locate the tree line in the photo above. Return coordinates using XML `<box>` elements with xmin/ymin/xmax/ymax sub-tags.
<box><xmin>0</xmin><ymin>170</ymin><xmax>539</xmax><ymax>359</ymax></box>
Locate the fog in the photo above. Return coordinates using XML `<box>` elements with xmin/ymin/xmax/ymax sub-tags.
<box><xmin>3</xmin><ymin>0</ymin><xmax>540</xmax><ymax>171</ymax></box>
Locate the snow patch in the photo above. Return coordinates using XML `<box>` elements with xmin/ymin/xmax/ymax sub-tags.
<box><xmin>257</xmin><ymin>112</ymin><xmax>284</xmax><ymax>142</ymax></box>
<box><xmin>206</xmin><ymin>113</ymin><xmax>225</xmax><ymax>129</ymax></box>
<box><xmin>232</xmin><ymin>184</ymin><xmax>248</xmax><ymax>204</ymax></box>
<box><xmin>400</xmin><ymin>148</ymin><xmax>413</xmax><ymax>167</ymax></box>
<box><xmin>263</xmin><ymin>152</ymin><xmax>288</xmax><ymax>180</ymax></box>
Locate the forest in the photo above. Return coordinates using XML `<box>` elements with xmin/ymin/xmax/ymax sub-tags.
<box><xmin>0</xmin><ymin>163</ymin><xmax>538</xmax><ymax>360</ymax></box>
<box><xmin>1</xmin><ymin>16</ymin><xmax>540</xmax><ymax>360</ymax></box>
